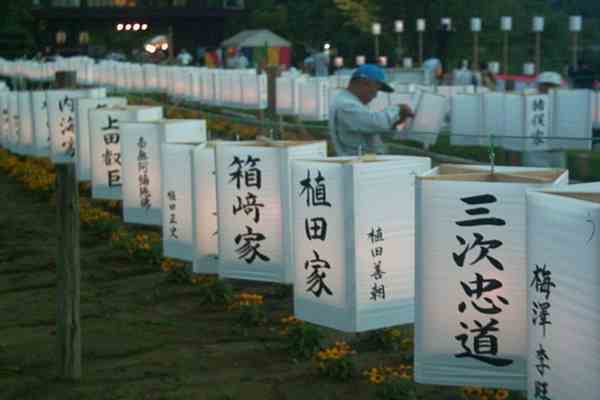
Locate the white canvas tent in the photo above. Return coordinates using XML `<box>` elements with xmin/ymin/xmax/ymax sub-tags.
<box><xmin>220</xmin><ymin>29</ymin><xmax>291</xmax><ymax>49</ymax></box>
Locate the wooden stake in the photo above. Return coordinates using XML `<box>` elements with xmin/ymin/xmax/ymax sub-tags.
<box><xmin>55</xmin><ymin>70</ymin><xmax>81</xmax><ymax>380</ymax></box>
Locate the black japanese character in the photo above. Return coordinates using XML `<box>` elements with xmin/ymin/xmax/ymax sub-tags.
<box><xmin>305</xmin><ymin>250</ymin><xmax>332</xmax><ymax>297</ymax></box>
<box><xmin>367</xmin><ymin>227</ymin><xmax>384</xmax><ymax>243</ymax></box>
<box><xmin>234</xmin><ymin>226</ymin><xmax>270</xmax><ymax>264</ymax></box>
<box><xmin>370</xmin><ymin>282</ymin><xmax>386</xmax><ymax>301</ymax></box>
<box><xmin>299</xmin><ymin>170</ymin><xmax>332</xmax><ymax>207</ymax></box>
<box><xmin>233</xmin><ymin>193</ymin><xmax>264</xmax><ymax>223</ymax></box>
<box><xmin>534</xmin><ymin>381</ymin><xmax>551</xmax><ymax>400</ymax></box>
<box><xmin>455</xmin><ymin>319</ymin><xmax>514</xmax><ymax>367</ymax></box>
<box><xmin>453</xmin><ymin>233</ymin><xmax>504</xmax><ymax>270</ymax></box>
<box><xmin>456</xmin><ymin>195</ymin><xmax>506</xmax><ymax>227</ymax></box>
<box><xmin>102</xmin><ymin>115</ymin><xmax>119</xmax><ymax>131</ymax></box>
<box><xmin>530</xmin><ymin>264</ymin><xmax>556</xmax><ymax>300</ymax></box>
<box><xmin>532</xmin><ymin>301</ymin><xmax>552</xmax><ymax>336</ymax></box>
<box><xmin>535</xmin><ymin>344</ymin><xmax>551</xmax><ymax>377</ymax></box>
<box><xmin>229</xmin><ymin>155</ymin><xmax>262</xmax><ymax>190</ymax></box>
<box><xmin>305</xmin><ymin>217</ymin><xmax>328</xmax><ymax>241</ymax></box>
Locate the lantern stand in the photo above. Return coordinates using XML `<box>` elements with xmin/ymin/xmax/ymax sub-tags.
<box><xmin>471</xmin><ymin>18</ymin><xmax>481</xmax><ymax>72</ymax></box>
<box><xmin>533</xmin><ymin>17</ymin><xmax>544</xmax><ymax>74</ymax></box>
<box><xmin>54</xmin><ymin>70</ymin><xmax>82</xmax><ymax>381</ymax></box>
<box><xmin>394</xmin><ymin>20</ymin><xmax>404</xmax><ymax>68</ymax></box>
<box><xmin>569</xmin><ymin>16</ymin><xmax>582</xmax><ymax>72</ymax></box>
<box><xmin>501</xmin><ymin>17</ymin><xmax>513</xmax><ymax>75</ymax></box>
<box><xmin>372</xmin><ymin>23</ymin><xmax>382</xmax><ymax>61</ymax></box>
<box><xmin>503</xmin><ymin>31</ymin><xmax>510</xmax><ymax>75</ymax></box>
<box><xmin>417</xmin><ymin>19</ymin><xmax>426</xmax><ymax>66</ymax></box>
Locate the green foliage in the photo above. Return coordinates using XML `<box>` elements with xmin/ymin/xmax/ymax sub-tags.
<box><xmin>237</xmin><ymin>303</ymin><xmax>267</xmax><ymax>327</ymax></box>
<box><xmin>196</xmin><ymin>278</ymin><xmax>235</xmax><ymax>306</ymax></box>
<box><xmin>283</xmin><ymin>323</ymin><xmax>324</xmax><ymax>360</ymax></box>
<box><xmin>375</xmin><ymin>378</ymin><xmax>417</xmax><ymax>400</ymax></box>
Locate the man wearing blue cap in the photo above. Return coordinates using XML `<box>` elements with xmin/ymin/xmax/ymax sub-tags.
<box><xmin>329</xmin><ymin>64</ymin><xmax>414</xmax><ymax>156</ymax></box>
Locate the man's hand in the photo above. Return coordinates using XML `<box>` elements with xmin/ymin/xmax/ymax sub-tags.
<box><xmin>393</xmin><ymin>104</ymin><xmax>415</xmax><ymax>128</ymax></box>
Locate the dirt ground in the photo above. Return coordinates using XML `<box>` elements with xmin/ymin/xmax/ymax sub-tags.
<box><xmin>0</xmin><ymin>168</ymin><xmax>519</xmax><ymax>400</ymax></box>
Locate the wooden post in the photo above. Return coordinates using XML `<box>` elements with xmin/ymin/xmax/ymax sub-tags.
<box><xmin>418</xmin><ymin>32</ymin><xmax>424</xmax><ymax>66</ymax></box>
<box><xmin>473</xmin><ymin>32</ymin><xmax>479</xmax><ymax>71</ymax></box>
<box><xmin>55</xmin><ymin>70</ymin><xmax>81</xmax><ymax>381</ymax></box>
<box><xmin>168</xmin><ymin>26</ymin><xmax>175</xmax><ymax>63</ymax></box>
<box><xmin>535</xmin><ymin>31</ymin><xmax>541</xmax><ymax>74</ymax></box>
<box><xmin>266</xmin><ymin>65</ymin><xmax>281</xmax><ymax>140</ymax></box>
<box><xmin>503</xmin><ymin>31</ymin><xmax>509</xmax><ymax>75</ymax></box>
<box><xmin>572</xmin><ymin>31</ymin><xmax>578</xmax><ymax>72</ymax></box>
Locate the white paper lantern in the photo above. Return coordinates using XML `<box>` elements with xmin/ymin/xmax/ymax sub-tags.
<box><xmin>120</xmin><ymin>119</ymin><xmax>206</xmax><ymax>226</ymax></box>
<box><xmin>569</xmin><ymin>15</ymin><xmax>582</xmax><ymax>32</ymax></box>
<box><xmin>417</xmin><ymin>18</ymin><xmax>426</xmax><ymax>32</ymax></box>
<box><xmin>89</xmin><ymin>106</ymin><xmax>163</xmax><ymax>200</ymax></box>
<box><xmin>441</xmin><ymin>18</ymin><xmax>452</xmax><ymax>30</ymax></box>
<box><xmin>0</xmin><ymin>92</ymin><xmax>8</xmax><ymax>149</ymax></box>
<box><xmin>47</xmin><ymin>88</ymin><xmax>106</xmax><ymax>163</ymax></box>
<box><xmin>407</xmin><ymin>92</ymin><xmax>448</xmax><ymax>147</ymax></box>
<box><xmin>276</xmin><ymin>75</ymin><xmax>296</xmax><ymax>115</ymax></box>
<box><xmin>297</xmin><ymin>78</ymin><xmax>329</xmax><ymax>121</ymax></box>
<box><xmin>415</xmin><ymin>164</ymin><xmax>568</xmax><ymax>390</ymax></box>
<box><xmin>7</xmin><ymin>92</ymin><xmax>19</xmax><ymax>154</ymax></box>
<box><xmin>216</xmin><ymin>140</ymin><xmax>327</xmax><ymax>283</ymax></box>
<box><xmin>488</xmin><ymin>61</ymin><xmax>500</xmax><ymax>75</ymax></box>
<box><xmin>334</xmin><ymin>57</ymin><xmax>344</xmax><ymax>68</ymax></box>
<box><xmin>523</xmin><ymin>63</ymin><xmax>536</xmax><ymax>76</ymax></box>
<box><xmin>293</xmin><ymin>155</ymin><xmax>431</xmax><ymax>332</ymax></box>
<box><xmin>450</xmin><ymin>94</ymin><xmax>485</xmax><ymax>146</ymax></box>
<box><xmin>31</xmin><ymin>92</ymin><xmax>50</xmax><ymax>157</ymax></box>
<box><xmin>501</xmin><ymin>16</ymin><xmax>513</xmax><ymax>32</ymax></box>
<box><xmin>395</xmin><ymin>20</ymin><xmax>404</xmax><ymax>33</ymax></box>
<box><xmin>526</xmin><ymin>183</ymin><xmax>600</xmax><ymax>400</ymax></box>
<box><xmin>471</xmin><ymin>17</ymin><xmax>482</xmax><ymax>32</ymax></box>
<box><xmin>192</xmin><ymin>143</ymin><xmax>221</xmax><ymax>274</ymax></box>
<box><xmin>550</xmin><ymin>89</ymin><xmax>594</xmax><ymax>151</ymax></box>
<box><xmin>241</xmin><ymin>72</ymin><xmax>267</xmax><ymax>110</ymax></box>
<box><xmin>75</xmin><ymin>97</ymin><xmax>127</xmax><ymax>182</ymax></box>
<box><xmin>161</xmin><ymin>140</ymin><xmax>205</xmax><ymax>261</ymax></box>
<box><xmin>17</xmin><ymin>92</ymin><xmax>34</xmax><ymax>155</ymax></box>
<box><xmin>533</xmin><ymin>16</ymin><xmax>545</xmax><ymax>32</ymax></box>
<box><xmin>372</xmin><ymin>22</ymin><xmax>382</xmax><ymax>36</ymax></box>
<box><xmin>356</xmin><ymin>55</ymin><xmax>366</xmax><ymax>66</ymax></box>
<box><xmin>403</xmin><ymin>57</ymin><xmax>413</xmax><ymax>69</ymax></box>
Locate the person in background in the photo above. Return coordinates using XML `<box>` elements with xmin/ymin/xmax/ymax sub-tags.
<box><xmin>453</xmin><ymin>59</ymin><xmax>473</xmax><ymax>86</ymax></box>
<box><xmin>423</xmin><ymin>54</ymin><xmax>442</xmax><ymax>86</ymax></box>
<box><xmin>329</xmin><ymin>64</ymin><xmax>414</xmax><ymax>156</ymax></box>
<box><xmin>479</xmin><ymin>61</ymin><xmax>497</xmax><ymax>91</ymax></box>
<box><xmin>177</xmin><ymin>48</ymin><xmax>193</xmax><ymax>65</ymax></box>
<box><xmin>536</xmin><ymin>71</ymin><xmax>562</xmax><ymax>94</ymax></box>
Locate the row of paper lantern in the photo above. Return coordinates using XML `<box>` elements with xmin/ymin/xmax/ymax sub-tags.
<box><xmin>450</xmin><ymin>89</ymin><xmax>600</xmax><ymax>151</ymax></box>
<box><xmin>1</xmin><ymin>82</ymin><xmax>598</xmax><ymax>398</ymax></box>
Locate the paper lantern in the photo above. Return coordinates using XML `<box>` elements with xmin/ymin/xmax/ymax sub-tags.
<box><xmin>75</xmin><ymin>97</ymin><xmax>127</xmax><ymax>182</ymax></box>
<box><xmin>297</xmin><ymin>78</ymin><xmax>329</xmax><ymax>121</ymax></box>
<box><xmin>471</xmin><ymin>17</ymin><xmax>482</xmax><ymax>32</ymax></box>
<box><xmin>276</xmin><ymin>75</ymin><xmax>296</xmax><ymax>115</ymax></box>
<box><xmin>501</xmin><ymin>16</ymin><xmax>513</xmax><ymax>32</ymax></box>
<box><xmin>550</xmin><ymin>89</ymin><xmax>594</xmax><ymax>150</ymax></box>
<box><xmin>216</xmin><ymin>140</ymin><xmax>327</xmax><ymax>283</ymax></box>
<box><xmin>17</xmin><ymin>92</ymin><xmax>34</xmax><ymax>155</ymax></box>
<box><xmin>372</xmin><ymin>22</ymin><xmax>382</xmax><ymax>36</ymax></box>
<box><xmin>417</xmin><ymin>18</ymin><xmax>426</xmax><ymax>32</ymax></box>
<box><xmin>415</xmin><ymin>164</ymin><xmax>568</xmax><ymax>390</ymax></box>
<box><xmin>334</xmin><ymin>57</ymin><xmax>344</xmax><ymax>68</ymax></box>
<box><xmin>89</xmin><ymin>106</ymin><xmax>163</xmax><ymax>200</ymax></box>
<box><xmin>407</xmin><ymin>92</ymin><xmax>448</xmax><ymax>147</ymax></box>
<box><xmin>31</xmin><ymin>91</ymin><xmax>50</xmax><ymax>157</ymax></box>
<box><xmin>526</xmin><ymin>183</ymin><xmax>600</xmax><ymax>400</ymax></box>
<box><xmin>191</xmin><ymin>143</ymin><xmax>221</xmax><ymax>274</ymax></box>
<box><xmin>356</xmin><ymin>55</ymin><xmax>366</xmax><ymax>66</ymax></box>
<box><xmin>395</xmin><ymin>20</ymin><xmax>404</xmax><ymax>33</ymax></box>
<box><xmin>441</xmin><ymin>18</ymin><xmax>452</xmax><ymax>30</ymax></box>
<box><xmin>533</xmin><ymin>16</ymin><xmax>545</xmax><ymax>32</ymax></box>
<box><xmin>47</xmin><ymin>88</ymin><xmax>106</xmax><ymax>163</ymax></box>
<box><xmin>488</xmin><ymin>61</ymin><xmax>500</xmax><ymax>75</ymax></box>
<box><xmin>7</xmin><ymin>92</ymin><xmax>19</xmax><ymax>153</ymax></box>
<box><xmin>450</xmin><ymin>94</ymin><xmax>485</xmax><ymax>147</ymax></box>
<box><xmin>161</xmin><ymin>140</ymin><xmax>205</xmax><ymax>261</ymax></box>
<box><xmin>569</xmin><ymin>15</ymin><xmax>582</xmax><ymax>32</ymax></box>
<box><xmin>120</xmin><ymin>119</ymin><xmax>208</xmax><ymax>227</ymax></box>
<box><xmin>293</xmin><ymin>155</ymin><xmax>431</xmax><ymax>332</ymax></box>
<box><xmin>403</xmin><ymin>58</ymin><xmax>413</xmax><ymax>68</ymax></box>
<box><xmin>378</xmin><ymin>56</ymin><xmax>388</xmax><ymax>67</ymax></box>
<box><xmin>523</xmin><ymin>63</ymin><xmax>535</xmax><ymax>76</ymax></box>
<box><xmin>241</xmin><ymin>73</ymin><xmax>267</xmax><ymax>110</ymax></box>
<box><xmin>0</xmin><ymin>92</ymin><xmax>8</xmax><ymax>149</ymax></box>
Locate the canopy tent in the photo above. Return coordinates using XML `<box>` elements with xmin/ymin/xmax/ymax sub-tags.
<box><xmin>219</xmin><ymin>29</ymin><xmax>292</xmax><ymax>68</ymax></box>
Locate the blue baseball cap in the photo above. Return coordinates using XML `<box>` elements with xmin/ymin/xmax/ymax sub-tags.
<box><xmin>351</xmin><ymin>64</ymin><xmax>394</xmax><ymax>93</ymax></box>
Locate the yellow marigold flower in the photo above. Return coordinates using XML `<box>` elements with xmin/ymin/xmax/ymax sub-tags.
<box><xmin>495</xmin><ymin>390</ymin><xmax>509</xmax><ymax>400</ymax></box>
<box><xmin>370</xmin><ymin>374</ymin><xmax>384</xmax><ymax>385</ymax></box>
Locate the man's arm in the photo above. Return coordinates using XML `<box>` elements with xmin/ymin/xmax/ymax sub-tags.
<box><xmin>336</xmin><ymin>102</ymin><xmax>401</xmax><ymax>136</ymax></box>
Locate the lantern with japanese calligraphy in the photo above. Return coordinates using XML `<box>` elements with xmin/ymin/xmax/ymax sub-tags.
<box><xmin>47</xmin><ymin>88</ymin><xmax>106</xmax><ymax>163</ymax></box>
<box><xmin>75</xmin><ymin>97</ymin><xmax>127</xmax><ymax>181</ymax></box>
<box><xmin>161</xmin><ymin>132</ymin><xmax>207</xmax><ymax>261</ymax></box>
<box><xmin>17</xmin><ymin>92</ymin><xmax>34</xmax><ymax>155</ymax></box>
<box><xmin>120</xmin><ymin>119</ymin><xmax>206</xmax><ymax>227</ymax></box>
<box><xmin>293</xmin><ymin>155</ymin><xmax>432</xmax><ymax>332</ymax></box>
<box><xmin>89</xmin><ymin>106</ymin><xmax>163</xmax><ymax>200</ymax></box>
<box><xmin>414</xmin><ymin>164</ymin><xmax>568</xmax><ymax>390</ymax></box>
<box><xmin>526</xmin><ymin>183</ymin><xmax>600</xmax><ymax>400</ymax></box>
<box><xmin>216</xmin><ymin>140</ymin><xmax>327</xmax><ymax>283</ymax></box>
<box><xmin>31</xmin><ymin>91</ymin><xmax>50</xmax><ymax>157</ymax></box>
